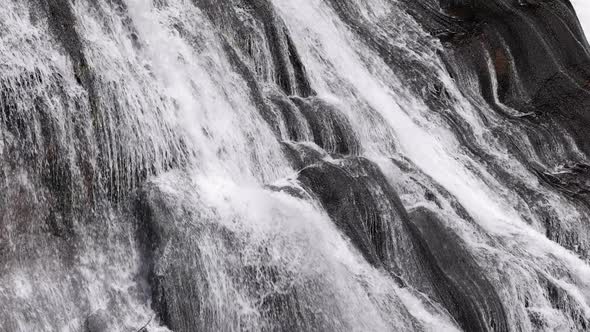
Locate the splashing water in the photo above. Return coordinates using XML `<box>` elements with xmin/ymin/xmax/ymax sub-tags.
<box><xmin>2</xmin><ymin>0</ymin><xmax>590</xmax><ymax>331</ymax></box>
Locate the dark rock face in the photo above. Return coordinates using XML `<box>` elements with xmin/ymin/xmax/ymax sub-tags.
<box><xmin>133</xmin><ymin>174</ymin><xmax>412</xmax><ymax>332</ymax></box>
<box><xmin>409</xmin><ymin>207</ymin><xmax>508</xmax><ymax>332</ymax></box>
<box><xmin>538</xmin><ymin>163</ymin><xmax>590</xmax><ymax>199</ymax></box>
<box><xmin>288</xmin><ymin>97</ymin><xmax>361</xmax><ymax>156</ymax></box>
<box><xmin>296</xmin><ymin>155</ymin><xmax>508</xmax><ymax>331</ymax></box>
<box><xmin>394</xmin><ymin>0</ymin><xmax>590</xmax><ymax>258</ymax></box>
<box><xmin>3</xmin><ymin>0</ymin><xmax>590</xmax><ymax>331</ymax></box>
<box><xmin>84</xmin><ymin>310</ymin><xmax>111</xmax><ymax>332</ymax></box>
<box><xmin>405</xmin><ymin>0</ymin><xmax>590</xmax><ymax>161</ymax></box>
<box><xmin>192</xmin><ymin>0</ymin><xmax>314</xmax><ymax>97</ymax></box>
<box><xmin>540</xmin><ymin>275</ymin><xmax>590</xmax><ymax>331</ymax></box>
<box><xmin>299</xmin><ymin>158</ymin><xmax>410</xmax><ymax>269</ymax></box>
<box><xmin>134</xmin><ymin>180</ymin><xmax>224</xmax><ymax>332</ymax></box>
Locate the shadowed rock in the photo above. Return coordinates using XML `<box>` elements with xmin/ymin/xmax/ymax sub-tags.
<box><xmin>398</xmin><ymin>0</ymin><xmax>590</xmax><ymax>257</ymax></box>
<box><xmin>297</xmin><ymin>155</ymin><xmax>509</xmax><ymax>331</ymax></box>
<box><xmin>134</xmin><ymin>176</ymin><xmax>353</xmax><ymax>332</ymax></box>
<box><xmin>84</xmin><ymin>310</ymin><xmax>111</xmax><ymax>332</ymax></box>
<box><xmin>409</xmin><ymin>207</ymin><xmax>509</xmax><ymax>332</ymax></box>
<box><xmin>289</xmin><ymin>97</ymin><xmax>361</xmax><ymax>156</ymax></box>
<box><xmin>404</xmin><ymin>0</ymin><xmax>590</xmax><ymax>155</ymax></box>
<box><xmin>192</xmin><ymin>0</ymin><xmax>315</xmax><ymax>97</ymax></box>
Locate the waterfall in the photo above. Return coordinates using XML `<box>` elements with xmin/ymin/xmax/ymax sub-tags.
<box><xmin>2</xmin><ymin>0</ymin><xmax>590</xmax><ymax>331</ymax></box>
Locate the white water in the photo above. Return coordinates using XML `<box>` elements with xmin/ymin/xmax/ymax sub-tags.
<box><xmin>1</xmin><ymin>0</ymin><xmax>590</xmax><ymax>331</ymax></box>
<box><xmin>273</xmin><ymin>0</ymin><xmax>590</xmax><ymax>328</ymax></box>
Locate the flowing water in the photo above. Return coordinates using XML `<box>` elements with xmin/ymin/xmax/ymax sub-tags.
<box><xmin>1</xmin><ymin>0</ymin><xmax>590</xmax><ymax>331</ymax></box>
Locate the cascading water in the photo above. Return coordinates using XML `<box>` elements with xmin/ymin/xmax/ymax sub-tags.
<box><xmin>2</xmin><ymin>0</ymin><xmax>590</xmax><ymax>331</ymax></box>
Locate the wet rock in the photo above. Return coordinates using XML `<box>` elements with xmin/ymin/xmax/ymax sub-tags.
<box><xmin>290</xmin><ymin>97</ymin><xmax>361</xmax><ymax>156</ymax></box>
<box><xmin>84</xmin><ymin>310</ymin><xmax>111</xmax><ymax>332</ymax></box>
<box><xmin>266</xmin><ymin>89</ymin><xmax>313</xmax><ymax>142</ymax></box>
<box><xmin>281</xmin><ymin>141</ymin><xmax>329</xmax><ymax>170</ymax></box>
<box><xmin>192</xmin><ymin>0</ymin><xmax>315</xmax><ymax>97</ymax></box>
<box><xmin>404</xmin><ymin>0</ymin><xmax>590</xmax><ymax>154</ymax></box>
<box><xmin>134</xmin><ymin>181</ymin><xmax>214</xmax><ymax>332</ymax></box>
<box><xmin>298</xmin><ymin>157</ymin><xmax>411</xmax><ymax>269</ymax></box>
<box><xmin>409</xmin><ymin>207</ymin><xmax>509</xmax><ymax>332</ymax></box>
<box><xmin>398</xmin><ymin>0</ymin><xmax>590</xmax><ymax>259</ymax></box>
<box><xmin>541</xmin><ymin>275</ymin><xmax>590</xmax><ymax>330</ymax></box>
<box><xmin>133</xmin><ymin>175</ymin><xmax>354</xmax><ymax>332</ymax></box>
<box><xmin>297</xmin><ymin>155</ymin><xmax>509</xmax><ymax>331</ymax></box>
